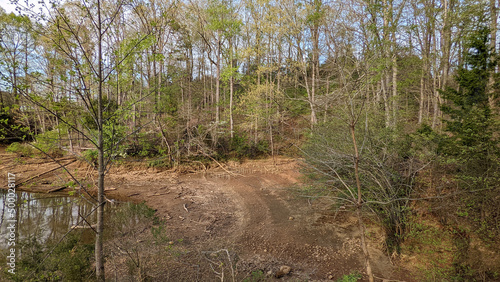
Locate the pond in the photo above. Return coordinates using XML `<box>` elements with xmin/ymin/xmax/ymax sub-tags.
<box><xmin>0</xmin><ymin>187</ymin><xmax>154</xmax><ymax>279</ymax></box>
<box><xmin>0</xmin><ymin>189</ymin><xmax>98</xmax><ymax>250</ymax></box>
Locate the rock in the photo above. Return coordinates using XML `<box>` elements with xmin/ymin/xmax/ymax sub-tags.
<box><xmin>280</xmin><ymin>265</ymin><xmax>291</xmax><ymax>275</ymax></box>
<box><xmin>275</xmin><ymin>265</ymin><xmax>292</xmax><ymax>278</ymax></box>
<box><xmin>288</xmin><ymin>216</ymin><xmax>294</xmax><ymax>220</ymax></box>
<box><xmin>328</xmin><ymin>275</ymin><xmax>334</xmax><ymax>279</ymax></box>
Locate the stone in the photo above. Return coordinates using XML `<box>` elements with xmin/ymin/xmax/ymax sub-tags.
<box><xmin>279</xmin><ymin>265</ymin><xmax>291</xmax><ymax>275</ymax></box>
<box><xmin>275</xmin><ymin>265</ymin><xmax>292</xmax><ymax>278</ymax></box>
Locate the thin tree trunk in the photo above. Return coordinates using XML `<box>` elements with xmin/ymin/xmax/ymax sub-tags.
<box><xmin>350</xmin><ymin>123</ymin><xmax>374</xmax><ymax>282</ymax></box>
<box><xmin>96</xmin><ymin>0</ymin><xmax>105</xmax><ymax>280</ymax></box>
<box><xmin>418</xmin><ymin>68</ymin><xmax>425</xmax><ymax>124</ymax></box>
<box><xmin>392</xmin><ymin>53</ymin><xmax>398</xmax><ymax>127</ymax></box>
<box><xmin>489</xmin><ymin>0</ymin><xmax>497</xmax><ymax>108</ymax></box>
<box><xmin>438</xmin><ymin>0</ymin><xmax>452</xmax><ymax>130</ymax></box>
<box><xmin>229</xmin><ymin>38</ymin><xmax>234</xmax><ymax>139</ymax></box>
<box><xmin>382</xmin><ymin>77</ymin><xmax>390</xmax><ymax>127</ymax></box>
<box><xmin>357</xmin><ymin>208</ymin><xmax>374</xmax><ymax>282</ymax></box>
<box><xmin>432</xmin><ymin>32</ymin><xmax>440</xmax><ymax>129</ymax></box>
<box><xmin>215</xmin><ymin>33</ymin><xmax>221</xmax><ymax>123</ymax></box>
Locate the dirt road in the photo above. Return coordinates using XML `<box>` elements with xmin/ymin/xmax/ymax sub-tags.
<box><xmin>103</xmin><ymin>158</ymin><xmax>407</xmax><ymax>281</ymax></box>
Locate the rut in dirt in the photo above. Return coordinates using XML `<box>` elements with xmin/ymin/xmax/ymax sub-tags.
<box><xmin>209</xmin><ymin>173</ymin><xmax>371</xmax><ymax>280</ymax></box>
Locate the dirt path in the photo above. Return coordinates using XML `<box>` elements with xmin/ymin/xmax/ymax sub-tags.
<box><xmin>208</xmin><ymin>170</ymin><xmax>396</xmax><ymax>281</ymax></box>
<box><xmin>0</xmin><ymin>150</ymin><xmax>412</xmax><ymax>281</ymax></box>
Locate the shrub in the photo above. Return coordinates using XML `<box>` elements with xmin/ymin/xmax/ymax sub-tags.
<box><xmin>33</xmin><ymin>130</ymin><xmax>65</xmax><ymax>157</ymax></box>
<box><xmin>6</xmin><ymin>233</ymin><xmax>94</xmax><ymax>282</ymax></box>
<box><xmin>6</xmin><ymin>142</ymin><xmax>34</xmax><ymax>157</ymax></box>
<box><xmin>82</xmin><ymin>149</ymin><xmax>98</xmax><ymax>165</ymax></box>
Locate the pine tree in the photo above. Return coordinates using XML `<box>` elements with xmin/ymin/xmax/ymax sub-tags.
<box><xmin>440</xmin><ymin>24</ymin><xmax>499</xmax><ymax>180</ymax></box>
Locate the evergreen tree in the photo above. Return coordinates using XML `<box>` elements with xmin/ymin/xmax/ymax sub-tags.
<box><xmin>439</xmin><ymin>21</ymin><xmax>500</xmax><ymax>244</ymax></box>
<box><xmin>440</xmin><ymin>24</ymin><xmax>499</xmax><ymax>181</ymax></box>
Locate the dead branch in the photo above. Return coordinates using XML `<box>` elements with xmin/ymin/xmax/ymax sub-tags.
<box><xmin>18</xmin><ymin>160</ymin><xmax>77</xmax><ymax>187</ymax></box>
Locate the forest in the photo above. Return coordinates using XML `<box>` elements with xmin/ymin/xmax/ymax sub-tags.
<box><xmin>1</xmin><ymin>0</ymin><xmax>500</xmax><ymax>280</ymax></box>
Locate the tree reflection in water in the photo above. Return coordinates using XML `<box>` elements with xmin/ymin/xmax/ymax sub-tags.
<box><xmin>0</xmin><ymin>189</ymin><xmax>96</xmax><ymax>248</ymax></box>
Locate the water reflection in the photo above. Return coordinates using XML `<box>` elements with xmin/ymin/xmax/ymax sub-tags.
<box><xmin>0</xmin><ymin>189</ymin><xmax>96</xmax><ymax>249</ymax></box>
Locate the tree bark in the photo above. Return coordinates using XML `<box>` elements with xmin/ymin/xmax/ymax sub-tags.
<box><xmin>215</xmin><ymin>31</ymin><xmax>221</xmax><ymax>124</ymax></box>
<box><xmin>229</xmin><ymin>37</ymin><xmax>234</xmax><ymax>138</ymax></box>
<box><xmin>489</xmin><ymin>0</ymin><xmax>497</xmax><ymax>109</ymax></box>
<box><xmin>96</xmin><ymin>0</ymin><xmax>105</xmax><ymax>280</ymax></box>
<box><xmin>350</xmin><ymin>122</ymin><xmax>374</xmax><ymax>282</ymax></box>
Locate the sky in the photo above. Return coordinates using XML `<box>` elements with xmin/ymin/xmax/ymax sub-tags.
<box><xmin>0</xmin><ymin>0</ymin><xmax>17</xmax><ymax>14</ymax></box>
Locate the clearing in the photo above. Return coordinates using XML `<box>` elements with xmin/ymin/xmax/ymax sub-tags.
<box><xmin>0</xmin><ymin>148</ymin><xmax>413</xmax><ymax>281</ymax></box>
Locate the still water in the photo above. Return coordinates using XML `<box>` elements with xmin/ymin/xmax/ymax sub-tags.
<box><xmin>0</xmin><ymin>189</ymin><xmax>97</xmax><ymax>249</ymax></box>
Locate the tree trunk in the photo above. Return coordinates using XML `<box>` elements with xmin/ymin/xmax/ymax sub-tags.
<box><xmin>391</xmin><ymin>53</ymin><xmax>398</xmax><ymax>127</ymax></box>
<box><xmin>437</xmin><ymin>0</ymin><xmax>453</xmax><ymax>130</ymax></box>
<box><xmin>489</xmin><ymin>0</ymin><xmax>497</xmax><ymax>108</ymax></box>
<box><xmin>357</xmin><ymin>208</ymin><xmax>374</xmax><ymax>282</ymax></box>
<box><xmin>229</xmin><ymin>38</ymin><xmax>234</xmax><ymax>139</ymax></box>
<box><xmin>382</xmin><ymin>77</ymin><xmax>391</xmax><ymax>128</ymax></box>
<box><xmin>418</xmin><ymin>67</ymin><xmax>425</xmax><ymax>124</ymax></box>
<box><xmin>215</xmin><ymin>32</ymin><xmax>221</xmax><ymax>124</ymax></box>
<box><xmin>350</xmin><ymin>123</ymin><xmax>374</xmax><ymax>282</ymax></box>
<box><xmin>96</xmin><ymin>0</ymin><xmax>105</xmax><ymax>280</ymax></box>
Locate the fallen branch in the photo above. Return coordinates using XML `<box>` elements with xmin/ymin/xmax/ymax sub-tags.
<box><xmin>18</xmin><ymin>160</ymin><xmax>77</xmax><ymax>187</ymax></box>
<box><xmin>33</xmin><ymin>157</ymin><xmax>75</xmax><ymax>165</ymax></box>
<box><xmin>46</xmin><ymin>186</ymin><xmax>68</xmax><ymax>193</ymax></box>
<box><xmin>71</xmin><ymin>224</ymin><xmax>97</xmax><ymax>229</ymax></box>
<box><xmin>201</xmin><ymin>152</ymin><xmax>242</xmax><ymax>177</ymax></box>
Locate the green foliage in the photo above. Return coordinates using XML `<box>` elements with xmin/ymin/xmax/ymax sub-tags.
<box><xmin>207</xmin><ymin>0</ymin><xmax>242</xmax><ymax>37</ymax></box>
<box><xmin>225</xmin><ymin>133</ymin><xmax>269</xmax><ymax>159</ymax></box>
<box><xmin>151</xmin><ymin>225</ymin><xmax>170</xmax><ymax>245</ymax></box>
<box><xmin>82</xmin><ymin>97</ymin><xmax>120</xmax><ymax>130</ymax></box>
<box><xmin>126</xmin><ymin>132</ymin><xmax>163</xmax><ymax>157</ymax></box>
<box><xmin>230</xmin><ymin>133</ymin><xmax>250</xmax><ymax>157</ymax></box>
<box><xmin>0</xmin><ymin>106</ymin><xmax>30</xmax><ymax>143</ymax></box>
<box><xmin>7</xmin><ymin>233</ymin><xmax>94</xmax><ymax>282</ymax></box>
<box><xmin>33</xmin><ymin>129</ymin><xmax>65</xmax><ymax>157</ymax></box>
<box><xmin>82</xmin><ymin>149</ymin><xmax>98</xmax><ymax>165</ymax></box>
<box><xmin>439</xmin><ymin>24</ymin><xmax>498</xmax><ymax>178</ymax></box>
<box><xmin>243</xmin><ymin>270</ymin><xmax>265</xmax><ymax>282</ymax></box>
<box><xmin>130</xmin><ymin>202</ymin><xmax>157</xmax><ymax>219</ymax></box>
<box><xmin>438</xmin><ymin>21</ymin><xmax>500</xmax><ymax>241</ymax></box>
<box><xmin>402</xmin><ymin>218</ymin><xmax>455</xmax><ymax>280</ymax></box>
<box><xmin>336</xmin><ymin>272</ymin><xmax>362</xmax><ymax>282</ymax></box>
<box><xmin>79</xmin><ymin>97</ymin><xmax>129</xmax><ymax>159</ymax></box>
<box><xmin>6</xmin><ymin>142</ymin><xmax>34</xmax><ymax>156</ymax></box>
<box><xmin>102</xmin><ymin>123</ymin><xmax>128</xmax><ymax>158</ymax></box>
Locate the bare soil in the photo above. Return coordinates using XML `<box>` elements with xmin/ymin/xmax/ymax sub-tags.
<box><xmin>0</xmin><ymin>148</ymin><xmax>414</xmax><ymax>281</ymax></box>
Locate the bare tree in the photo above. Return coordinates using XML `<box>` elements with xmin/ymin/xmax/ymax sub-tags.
<box><xmin>7</xmin><ymin>0</ymin><xmax>152</xmax><ymax>279</ymax></box>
